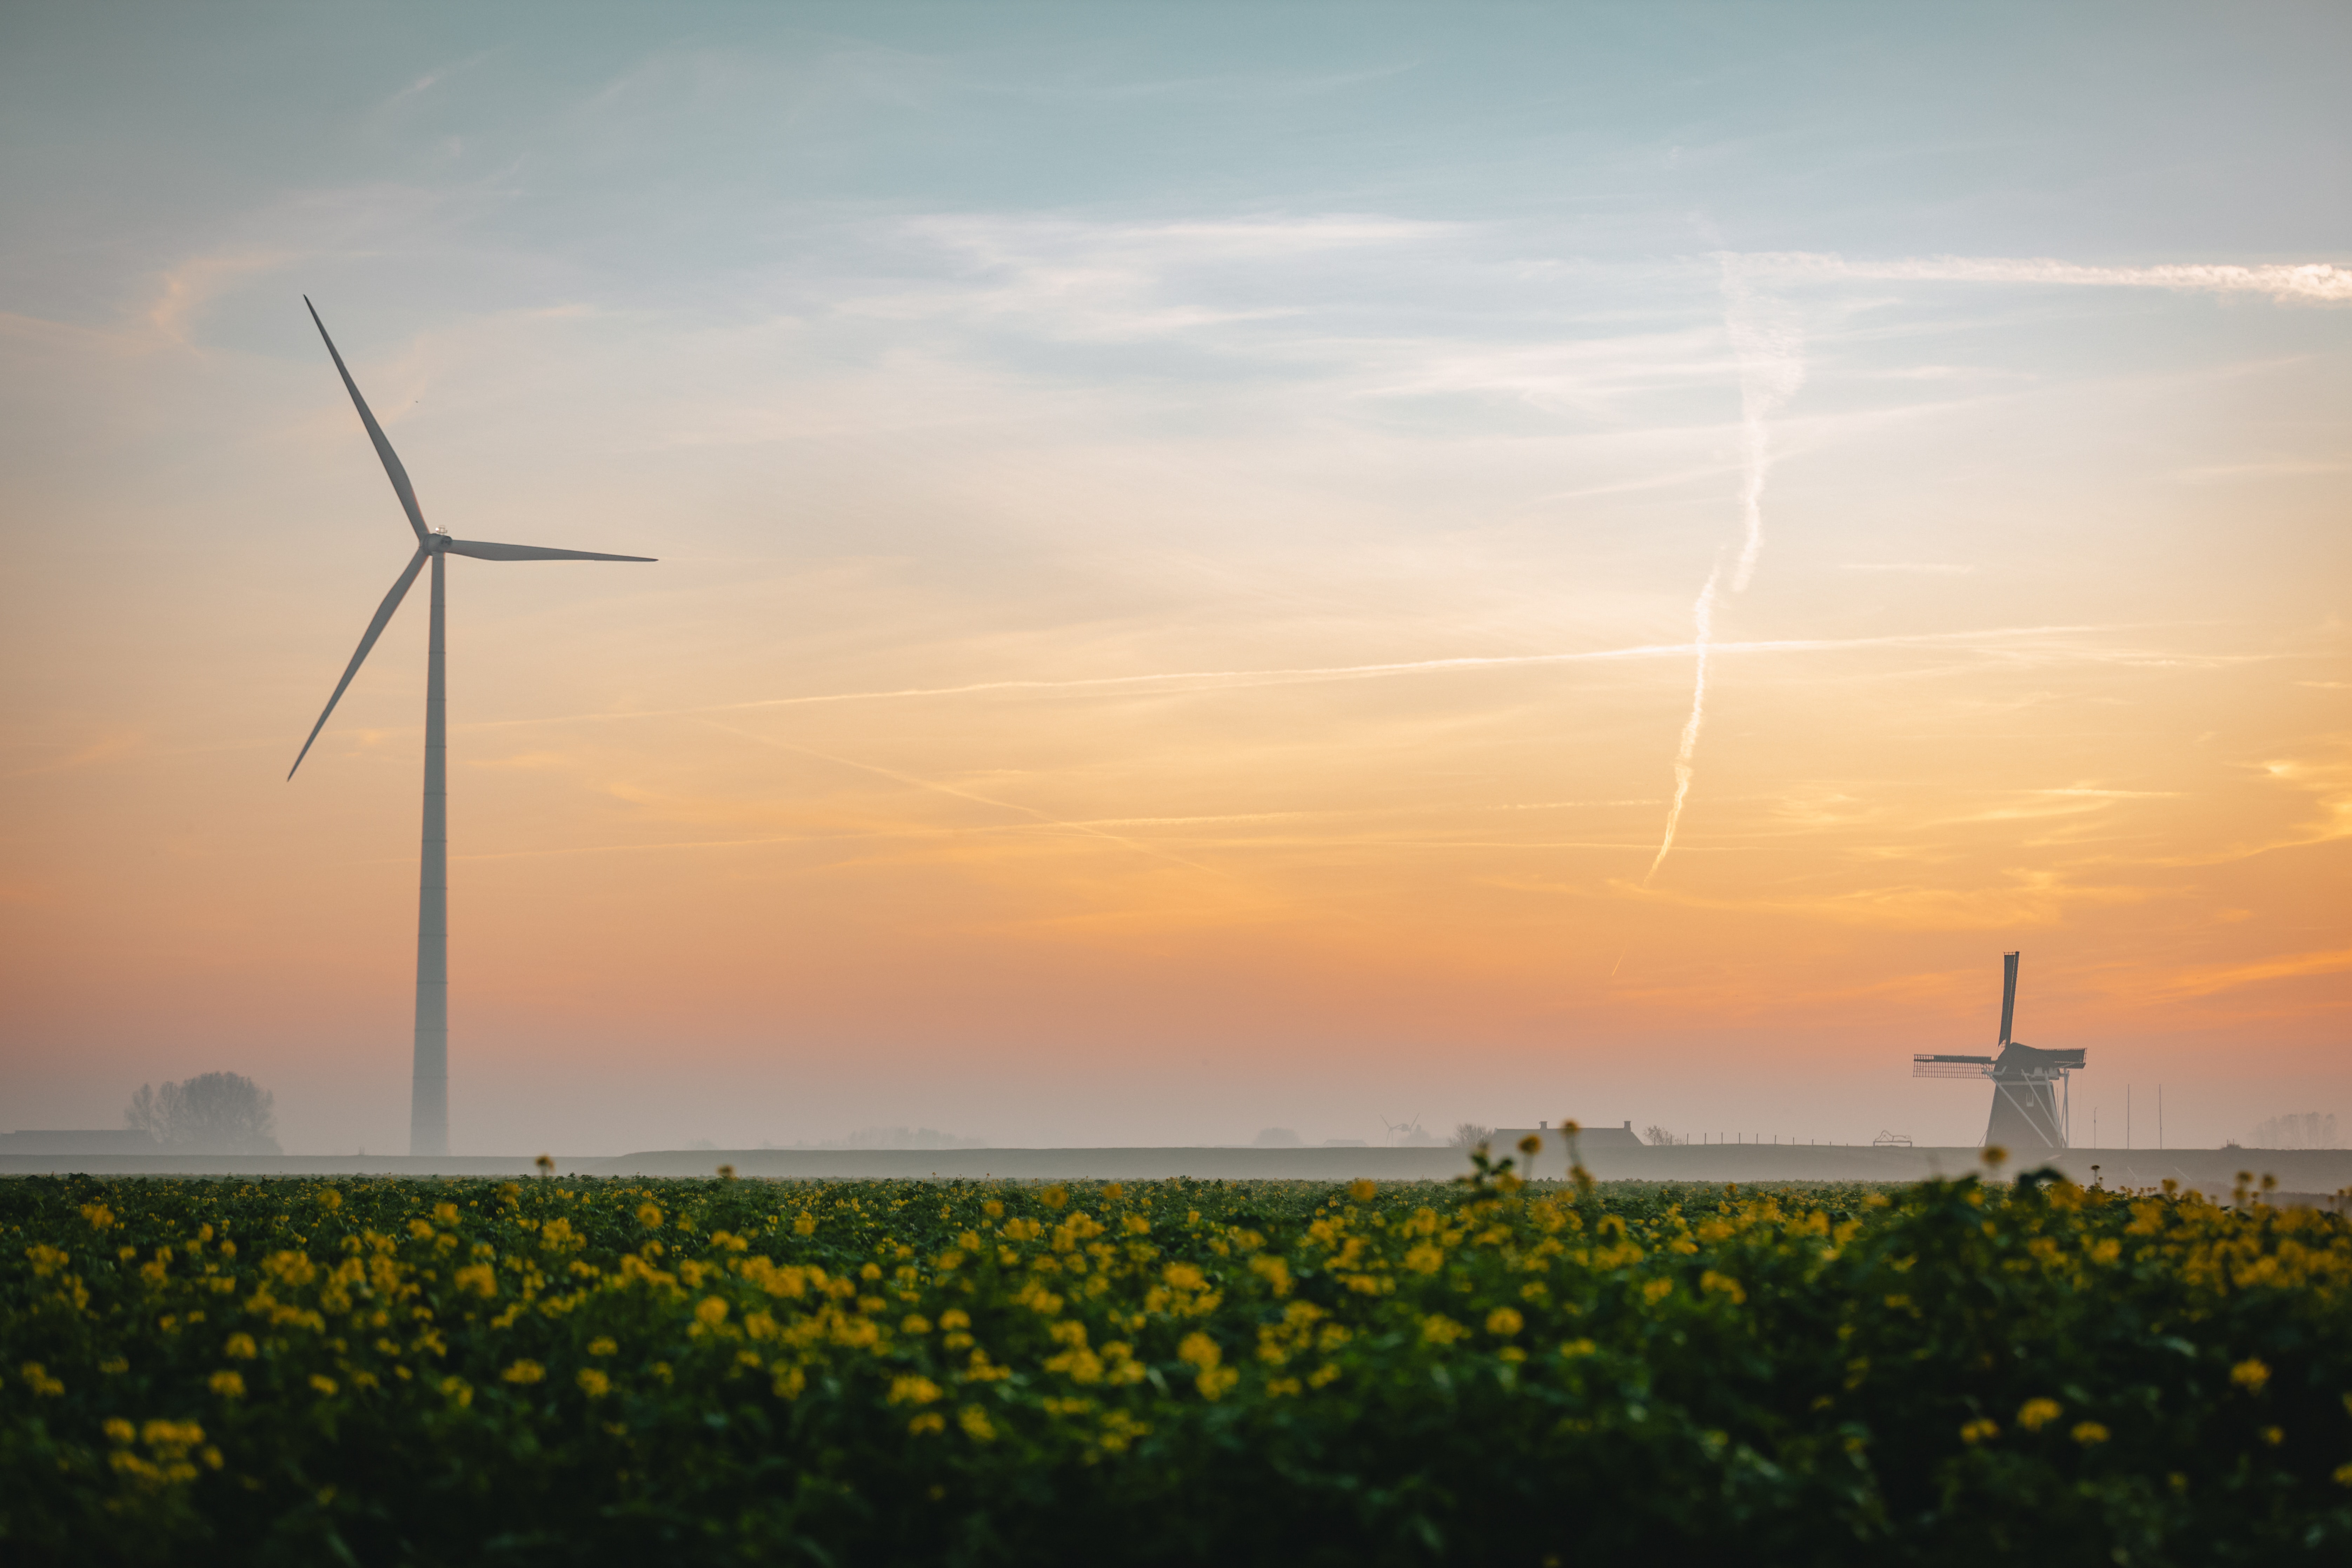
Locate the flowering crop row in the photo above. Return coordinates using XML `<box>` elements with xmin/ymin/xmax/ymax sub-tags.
<box><xmin>4</xmin><ymin>1160</ymin><xmax>2350</xmax><ymax>1565</ymax></box>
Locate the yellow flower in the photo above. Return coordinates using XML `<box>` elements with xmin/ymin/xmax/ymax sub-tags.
<box><xmin>901</xmin><ymin>1315</ymin><xmax>933</xmax><ymax>1335</ymax></box>
<box><xmin>1559</xmin><ymin>1338</ymin><xmax>1598</xmax><ymax>1359</ymax></box>
<box><xmin>637</xmin><ymin>1203</ymin><xmax>664</xmax><ymax>1230</ymax></box>
<box><xmin>1959</xmin><ymin>1418</ymin><xmax>1999</xmax><ymax>1444</ymax></box>
<box><xmin>587</xmin><ymin>1337</ymin><xmax>618</xmax><ymax>1357</ymax></box>
<box><xmin>2018</xmin><ymin>1398</ymin><xmax>2062</xmax><ymax>1432</ymax></box>
<box><xmin>433</xmin><ymin>1203</ymin><xmax>459</xmax><ymax>1225</ymax></box>
<box><xmin>2071</xmin><ymin>1422</ymin><xmax>2110</xmax><ymax>1446</ymax></box>
<box><xmin>104</xmin><ymin>1417</ymin><xmax>135</xmax><ymax>1444</ymax></box>
<box><xmin>695</xmin><ymin>1297</ymin><xmax>728</xmax><ymax>1328</ymax></box>
<box><xmin>441</xmin><ymin>1376</ymin><xmax>473</xmax><ymax>1408</ymax></box>
<box><xmin>1700</xmin><ymin>1271</ymin><xmax>1746</xmax><ymax>1305</ymax></box>
<box><xmin>2230</xmin><ymin>1358</ymin><xmax>2270</xmax><ymax>1393</ymax></box>
<box><xmin>909</xmin><ymin>1411</ymin><xmax>947</xmax><ymax>1435</ymax></box>
<box><xmin>1196</xmin><ymin>1365</ymin><xmax>1240</xmax><ymax>1400</ymax></box>
<box><xmin>959</xmin><ymin>1404</ymin><xmax>997</xmax><ymax>1442</ymax></box>
<box><xmin>209</xmin><ymin>1371</ymin><xmax>245</xmax><ymax>1398</ymax></box>
<box><xmin>501</xmin><ymin>1361</ymin><xmax>545</xmax><ymax>1384</ymax></box>
<box><xmin>1177</xmin><ymin>1333</ymin><xmax>1221</xmax><ymax>1370</ymax></box>
<box><xmin>223</xmin><ymin>1334</ymin><xmax>257</xmax><ymax>1360</ymax></box>
<box><xmin>1403</xmin><ymin>1244</ymin><xmax>1443</xmax><ymax>1274</ymax></box>
<box><xmin>1485</xmin><ymin>1308</ymin><xmax>1524</xmax><ymax>1338</ymax></box>
<box><xmin>1348</xmin><ymin>1179</ymin><xmax>1376</xmax><ymax>1202</ymax></box>
<box><xmin>889</xmin><ymin>1375</ymin><xmax>944</xmax><ymax>1406</ymax></box>
<box><xmin>2334</xmin><ymin>1461</ymin><xmax>2352</xmax><ymax>1488</ymax></box>
<box><xmin>939</xmin><ymin>1309</ymin><xmax>970</xmax><ymax>1332</ymax></box>
<box><xmin>577</xmin><ymin>1369</ymin><xmax>611</xmax><ymax>1398</ymax></box>
<box><xmin>1421</xmin><ymin>1315</ymin><xmax>1466</xmax><ymax>1346</ymax></box>
<box><xmin>310</xmin><ymin>1375</ymin><xmax>338</xmax><ymax>1396</ymax></box>
<box><xmin>2259</xmin><ymin>1425</ymin><xmax>2284</xmax><ymax>1446</ymax></box>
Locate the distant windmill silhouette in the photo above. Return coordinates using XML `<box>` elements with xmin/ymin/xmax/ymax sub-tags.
<box><xmin>1912</xmin><ymin>952</ymin><xmax>2085</xmax><ymax>1151</ymax></box>
<box><xmin>289</xmin><ymin>299</ymin><xmax>654</xmax><ymax>1156</ymax></box>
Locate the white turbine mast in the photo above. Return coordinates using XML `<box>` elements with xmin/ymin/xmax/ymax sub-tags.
<box><xmin>288</xmin><ymin>298</ymin><xmax>655</xmax><ymax>1157</ymax></box>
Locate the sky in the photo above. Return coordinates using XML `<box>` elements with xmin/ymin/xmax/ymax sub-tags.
<box><xmin>1</xmin><ymin>2</ymin><xmax>2346</xmax><ymax>1156</ymax></box>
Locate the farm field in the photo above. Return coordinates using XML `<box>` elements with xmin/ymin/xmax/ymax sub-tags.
<box><xmin>5</xmin><ymin>1159</ymin><xmax>2350</xmax><ymax>1564</ymax></box>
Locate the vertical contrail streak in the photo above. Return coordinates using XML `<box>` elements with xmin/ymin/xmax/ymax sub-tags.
<box><xmin>1722</xmin><ymin>254</ymin><xmax>1807</xmax><ymax>593</ymax></box>
<box><xmin>1645</xmin><ymin>555</ymin><xmax>1723</xmax><ymax>884</ymax></box>
<box><xmin>1645</xmin><ymin>255</ymin><xmax>1806</xmax><ymax>880</ymax></box>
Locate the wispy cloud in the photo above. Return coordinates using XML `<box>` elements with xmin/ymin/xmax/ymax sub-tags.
<box><xmin>2141</xmin><ymin>946</ymin><xmax>2352</xmax><ymax>1001</ymax></box>
<box><xmin>458</xmin><ymin>622</ymin><xmax>2146</xmax><ymax>735</ymax></box>
<box><xmin>147</xmin><ymin>251</ymin><xmax>293</xmax><ymax>345</ymax></box>
<box><xmin>1743</xmin><ymin>252</ymin><xmax>2352</xmax><ymax>305</ymax></box>
<box><xmin>1841</xmin><ymin>562</ymin><xmax>1974</xmax><ymax>574</ymax></box>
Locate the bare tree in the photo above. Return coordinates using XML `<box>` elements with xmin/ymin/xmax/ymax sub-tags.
<box><xmin>1448</xmin><ymin>1121</ymin><xmax>1495</xmax><ymax>1151</ymax></box>
<box><xmin>124</xmin><ymin>1072</ymin><xmax>280</xmax><ymax>1154</ymax></box>
<box><xmin>1642</xmin><ymin>1125</ymin><xmax>1684</xmax><ymax>1147</ymax></box>
<box><xmin>1252</xmin><ymin>1127</ymin><xmax>1303</xmax><ymax>1148</ymax></box>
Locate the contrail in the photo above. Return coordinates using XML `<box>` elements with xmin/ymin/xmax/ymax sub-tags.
<box><xmin>1722</xmin><ymin>254</ymin><xmax>1807</xmax><ymax>591</ymax></box>
<box><xmin>1646</xmin><ymin>256</ymin><xmax>1807</xmax><ymax>880</ymax></box>
<box><xmin>464</xmin><ymin>622</ymin><xmax>2126</xmax><ymax>737</ymax></box>
<box><xmin>1738</xmin><ymin>252</ymin><xmax>2352</xmax><ymax>306</ymax></box>
<box><xmin>1637</xmin><ymin>243</ymin><xmax>2348</xmax><ymax>882</ymax></box>
<box><xmin>1646</xmin><ymin>554</ymin><xmax>1725</xmax><ymax>884</ymax></box>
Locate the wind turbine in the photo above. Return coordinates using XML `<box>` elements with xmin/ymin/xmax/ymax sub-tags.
<box><xmin>288</xmin><ymin>298</ymin><xmax>654</xmax><ymax>1157</ymax></box>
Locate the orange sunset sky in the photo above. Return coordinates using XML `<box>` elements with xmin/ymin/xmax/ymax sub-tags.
<box><xmin>3</xmin><ymin>4</ymin><xmax>2347</xmax><ymax>1154</ymax></box>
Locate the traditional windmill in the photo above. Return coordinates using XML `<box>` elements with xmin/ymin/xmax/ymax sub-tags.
<box><xmin>1912</xmin><ymin>952</ymin><xmax>2085</xmax><ymax>1152</ymax></box>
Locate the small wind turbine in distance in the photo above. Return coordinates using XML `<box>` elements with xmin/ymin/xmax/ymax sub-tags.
<box><xmin>288</xmin><ymin>298</ymin><xmax>655</xmax><ymax>1158</ymax></box>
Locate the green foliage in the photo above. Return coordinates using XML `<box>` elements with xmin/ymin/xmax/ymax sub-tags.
<box><xmin>3</xmin><ymin>1170</ymin><xmax>2349</xmax><ymax>1564</ymax></box>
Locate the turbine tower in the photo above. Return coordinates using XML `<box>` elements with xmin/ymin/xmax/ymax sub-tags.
<box><xmin>289</xmin><ymin>298</ymin><xmax>653</xmax><ymax>1156</ymax></box>
<box><xmin>1911</xmin><ymin>952</ymin><xmax>2086</xmax><ymax>1152</ymax></box>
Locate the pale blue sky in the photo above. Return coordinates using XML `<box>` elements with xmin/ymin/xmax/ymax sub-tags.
<box><xmin>2</xmin><ymin>4</ymin><xmax>2346</xmax><ymax>1153</ymax></box>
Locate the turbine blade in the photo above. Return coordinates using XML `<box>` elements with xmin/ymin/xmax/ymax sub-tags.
<box><xmin>443</xmin><ymin>538</ymin><xmax>657</xmax><ymax>562</ymax></box>
<box><xmin>304</xmin><ymin>297</ymin><xmax>429</xmax><ymax>543</ymax></box>
<box><xmin>288</xmin><ymin>547</ymin><xmax>429</xmax><ymax>779</ymax></box>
